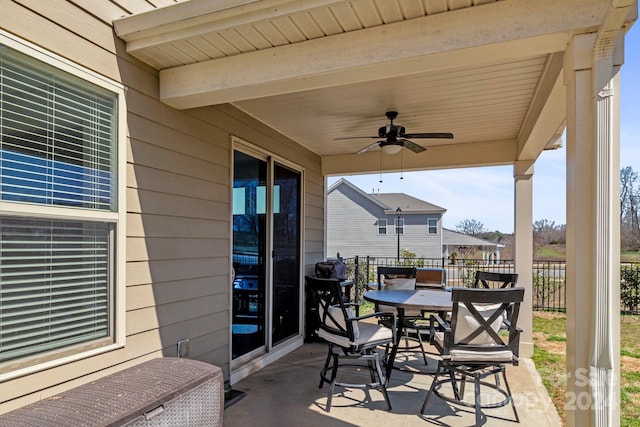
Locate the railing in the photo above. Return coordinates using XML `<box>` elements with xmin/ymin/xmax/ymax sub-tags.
<box><xmin>342</xmin><ymin>256</ymin><xmax>640</xmax><ymax>314</ymax></box>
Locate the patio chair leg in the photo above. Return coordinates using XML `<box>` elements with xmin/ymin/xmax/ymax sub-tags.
<box><xmin>416</xmin><ymin>331</ymin><xmax>428</xmax><ymax>365</ymax></box>
<box><xmin>367</xmin><ymin>358</ymin><xmax>377</xmax><ymax>383</ymax></box>
<box><xmin>374</xmin><ymin>353</ymin><xmax>392</xmax><ymax>411</ymax></box>
<box><xmin>420</xmin><ymin>360</ymin><xmax>443</xmax><ymax>414</ymax></box>
<box><xmin>326</xmin><ymin>353</ymin><xmax>339</xmax><ymax>412</ymax></box>
<box><xmin>451</xmin><ymin>369</ymin><xmax>462</xmax><ymax>401</ymax></box>
<box><xmin>319</xmin><ymin>346</ymin><xmax>333</xmax><ymax>389</ymax></box>
<box><xmin>474</xmin><ymin>374</ymin><xmax>483</xmax><ymax>427</ymax></box>
<box><xmin>502</xmin><ymin>368</ymin><xmax>520</xmax><ymax>423</ymax></box>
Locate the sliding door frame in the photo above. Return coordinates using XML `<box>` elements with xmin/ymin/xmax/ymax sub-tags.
<box><xmin>229</xmin><ymin>137</ymin><xmax>305</xmax><ymax>381</ymax></box>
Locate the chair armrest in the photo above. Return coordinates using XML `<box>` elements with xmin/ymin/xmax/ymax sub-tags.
<box><xmin>429</xmin><ymin>313</ymin><xmax>450</xmax><ymax>344</ymax></box>
<box><xmin>502</xmin><ymin>318</ymin><xmax>523</xmax><ymax>333</ymax></box>
<box><xmin>430</xmin><ymin>313</ymin><xmax>449</xmax><ymax>329</ymax></box>
<box><xmin>344</xmin><ymin>301</ymin><xmax>361</xmax><ymax>316</ymax></box>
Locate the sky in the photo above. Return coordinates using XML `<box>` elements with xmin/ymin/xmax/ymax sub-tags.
<box><xmin>328</xmin><ymin>25</ymin><xmax>640</xmax><ymax>234</ymax></box>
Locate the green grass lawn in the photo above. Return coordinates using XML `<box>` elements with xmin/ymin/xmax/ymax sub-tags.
<box><xmin>533</xmin><ymin>312</ymin><xmax>640</xmax><ymax>426</ymax></box>
<box><xmin>535</xmin><ymin>245</ymin><xmax>566</xmax><ymax>260</ymax></box>
<box><xmin>621</xmin><ymin>250</ymin><xmax>640</xmax><ymax>263</ymax></box>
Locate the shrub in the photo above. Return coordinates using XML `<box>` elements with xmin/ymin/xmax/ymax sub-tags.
<box><xmin>621</xmin><ymin>263</ymin><xmax>640</xmax><ymax>313</ymax></box>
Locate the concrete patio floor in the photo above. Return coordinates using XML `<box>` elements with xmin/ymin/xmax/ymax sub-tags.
<box><xmin>224</xmin><ymin>341</ymin><xmax>562</xmax><ymax>427</ymax></box>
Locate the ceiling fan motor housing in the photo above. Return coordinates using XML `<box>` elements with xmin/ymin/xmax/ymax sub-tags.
<box><xmin>378</xmin><ymin>125</ymin><xmax>405</xmax><ymax>139</ymax></box>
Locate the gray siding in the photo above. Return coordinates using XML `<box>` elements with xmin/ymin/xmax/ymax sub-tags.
<box><xmin>1</xmin><ymin>0</ymin><xmax>323</xmax><ymax>413</ymax></box>
<box><xmin>327</xmin><ymin>184</ymin><xmax>443</xmax><ymax>259</ymax></box>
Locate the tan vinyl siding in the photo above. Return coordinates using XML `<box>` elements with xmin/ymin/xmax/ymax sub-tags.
<box><xmin>1</xmin><ymin>0</ymin><xmax>323</xmax><ymax>413</ymax></box>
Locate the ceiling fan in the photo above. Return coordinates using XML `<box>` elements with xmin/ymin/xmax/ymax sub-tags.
<box><xmin>335</xmin><ymin>111</ymin><xmax>453</xmax><ymax>155</ymax></box>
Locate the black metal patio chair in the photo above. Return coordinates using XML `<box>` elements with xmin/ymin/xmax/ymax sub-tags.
<box><xmin>421</xmin><ymin>287</ymin><xmax>525</xmax><ymax>426</ymax></box>
<box><xmin>305</xmin><ymin>276</ymin><xmax>396</xmax><ymax>412</ymax></box>
<box><xmin>473</xmin><ymin>271</ymin><xmax>519</xmax><ymax>289</ymax></box>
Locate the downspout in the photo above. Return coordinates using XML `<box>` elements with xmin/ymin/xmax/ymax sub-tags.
<box><xmin>589</xmin><ymin>1</ymin><xmax>633</xmax><ymax>425</ymax></box>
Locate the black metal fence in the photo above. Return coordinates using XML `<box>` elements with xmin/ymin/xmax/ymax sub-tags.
<box><xmin>342</xmin><ymin>256</ymin><xmax>640</xmax><ymax>314</ymax></box>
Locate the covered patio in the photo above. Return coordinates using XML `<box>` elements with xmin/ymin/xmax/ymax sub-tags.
<box><xmin>0</xmin><ymin>1</ymin><xmax>634</xmax><ymax>425</ymax></box>
<box><xmin>114</xmin><ymin>1</ymin><xmax>637</xmax><ymax>424</ymax></box>
<box><xmin>223</xmin><ymin>341</ymin><xmax>561</xmax><ymax>426</ymax></box>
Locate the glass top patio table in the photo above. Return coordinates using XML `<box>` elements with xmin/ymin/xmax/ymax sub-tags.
<box><xmin>363</xmin><ymin>289</ymin><xmax>453</xmax><ymax>379</ymax></box>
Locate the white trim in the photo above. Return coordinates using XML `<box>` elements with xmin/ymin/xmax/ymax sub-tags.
<box><xmin>0</xmin><ymin>31</ymin><xmax>127</xmax><ymax>376</ymax></box>
<box><xmin>230</xmin><ymin>337</ymin><xmax>303</xmax><ymax>385</ymax></box>
<box><xmin>378</xmin><ymin>218</ymin><xmax>387</xmax><ymax>235</ymax></box>
<box><xmin>0</xmin><ymin>202</ymin><xmax>120</xmax><ymax>221</ymax></box>
<box><xmin>0</xmin><ymin>343</ymin><xmax>122</xmax><ymax>383</ymax></box>
<box><xmin>0</xmin><ymin>29</ymin><xmax>125</xmax><ymax>93</ymax></box>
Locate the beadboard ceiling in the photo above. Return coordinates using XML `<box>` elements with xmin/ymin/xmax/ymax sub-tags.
<box><xmin>112</xmin><ymin>0</ymin><xmax>628</xmax><ymax>174</ymax></box>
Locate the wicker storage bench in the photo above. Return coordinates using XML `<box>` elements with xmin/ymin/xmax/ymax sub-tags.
<box><xmin>0</xmin><ymin>358</ymin><xmax>223</xmax><ymax>427</ymax></box>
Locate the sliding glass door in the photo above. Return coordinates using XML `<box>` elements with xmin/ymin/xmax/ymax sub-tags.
<box><xmin>232</xmin><ymin>151</ymin><xmax>267</xmax><ymax>359</ymax></box>
<box><xmin>232</xmin><ymin>149</ymin><xmax>301</xmax><ymax>360</ymax></box>
<box><xmin>271</xmin><ymin>164</ymin><xmax>301</xmax><ymax>345</ymax></box>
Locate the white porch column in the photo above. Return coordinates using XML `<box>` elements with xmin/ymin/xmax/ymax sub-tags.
<box><xmin>514</xmin><ymin>160</ymin><xmax>534</xmax><ymax>357</ymax></box>
<box><xmin>564</xmin><ymin>31</ymin><xmax>622</xmax><ymax>427</ymax></box>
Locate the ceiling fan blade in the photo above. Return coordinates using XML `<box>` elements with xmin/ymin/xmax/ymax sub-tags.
<box><xmin>357</xmin><ymin>141</ymin><xmax>382</xmax><ymax>154</ymax></box>
<box><xmin>402</xmin><ymin>139</ymin><xmax>426</xmax><ymax>153</ymax></box>
<box><xmin>334</xmin><ymin>136</ymin><xmax>378</xmax><ymax>140</ymax></box>
<box><xmin>402</xmin><ymin>132</ymin><xmax>454</xmax><ymax>139</ymax></box>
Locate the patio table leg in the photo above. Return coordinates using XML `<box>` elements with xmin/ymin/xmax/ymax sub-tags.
<box><xmin>384</xmin><ymin>307</ymin><xmax>405</xmax><ymax>380</ymax></box>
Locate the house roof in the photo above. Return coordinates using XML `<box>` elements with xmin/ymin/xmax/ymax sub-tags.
<box><xmin>371</xmin><ymin>193</ymin><xmax>446</xmax><ymax>214</ymax></box>
<box><xmin>328</xmin><ymin>178</ymin><xmax>389</xmax><ymax>210</ymax></box>
<box><xmin>442</xmin><ymin>228</ymin><xmax>504</xmax><ymax>248</ymax></box>
<box><xmin>328</xmin><ymin>178</ymin><xmax>446</xmax><ymax>214</ymax></box>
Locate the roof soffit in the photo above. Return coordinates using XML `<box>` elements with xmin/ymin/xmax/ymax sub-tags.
<box><xmin>111</xmin><ymin>0</ymin><xmax>632</xmax><ymax>177</ymax></box>
<box><xmin>112</xmin><ymin>0</ymin><xmax>612</xmax><ymax>110</ymax></box>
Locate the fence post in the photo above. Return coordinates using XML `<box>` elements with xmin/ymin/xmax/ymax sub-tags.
<box><xmin>354</xmin><ymin>255</ymin><xmax>360</xmax><ymax>304</ymax></box>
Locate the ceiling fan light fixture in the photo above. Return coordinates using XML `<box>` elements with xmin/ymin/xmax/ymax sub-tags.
<box><xmin>380</xmin><ymin>143</ymin><xmax>403</xmax><ymax>155</ymax></box>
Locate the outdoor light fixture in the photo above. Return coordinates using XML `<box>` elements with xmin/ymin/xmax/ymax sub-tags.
<box><xmin>380</xmin><ymin>143</ymin><xmax>403</xmax><ymax>155</ymax></box>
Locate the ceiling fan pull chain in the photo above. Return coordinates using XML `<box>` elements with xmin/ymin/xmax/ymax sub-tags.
<box><xmin>379</xmin><ymin>151</ymin><xmax>383</xmax><ymax>183</ymax></box>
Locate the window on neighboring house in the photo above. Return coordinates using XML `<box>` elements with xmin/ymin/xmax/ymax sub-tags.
<box><xmin>395</xmin><ymin>218</ymin><xmax>404</xmax><ymax>235</ymax></box>
<box><xmin>0</xmin><ymin>35</ymin><xmax>125</xmax><ymax>376</ymax></box>
<box><xmin>378</xmin><ymin>219</ymin><xmax>387</xmax><ymax>235</ymax></box>
<box><xmin>427</xmin><ymin>218</ymin><xmax>438</xmax><ymax>234</ymax></box>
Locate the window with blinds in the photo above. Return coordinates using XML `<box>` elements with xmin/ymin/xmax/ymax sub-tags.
<box><xmin>0</xmin><ymin>43</ymin><xmax>118</xmax><ymax>365</ymax></box>
<box><xmin>0</xmin><ymin>45</ymin><xmax>116</xmax><ymax>210</ymax></box>
<box><xmin>0</xmin><ymin>217</ymin><xmax>111</xmax><ymax>362</ymax></box>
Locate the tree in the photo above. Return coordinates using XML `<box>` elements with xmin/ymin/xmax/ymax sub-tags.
<box><xmin>533</xmin><ymin>219</ymin><xmax>565</xmax><ymax>245</ymax></box>
<box><xmin>455</xmin><ymin>219</ymin><xmax>486</xmax><ymax>236</ymax></box>
<box><xmin>621</xmin><ymin>166</ymin><xmax>640</xmax><ymax>249</ymax></box>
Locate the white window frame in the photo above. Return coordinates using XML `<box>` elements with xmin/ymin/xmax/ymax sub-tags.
<box><xmin>427</xmin><ymin>218</ymin><xmax>438</xmax><ymax>234</ymax></box>
<box><xmin>395</xmin><ymin>218</ymin><xmax>404</xmax><ymax>235</ymax></box>
<box><xmin>0</xmin><ymin>30</ymin><xmax>126</xmax><ymax>381</ymax></box>
<box><xmin>378</xmin><ymin>219</ymin><xmax>387</xmax><ymax>235</ymax></box>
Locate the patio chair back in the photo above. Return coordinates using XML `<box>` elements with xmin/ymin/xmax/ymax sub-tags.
<box><xmin>376</xmin><ymin>266</ymin><xmax>416</xmax><ymax>290</ymax></box>
<box><xmin>305</xmin><ymin>276</ymin><xmax>355</xmax><ymax>342</ymax></box>
<box><xmin>473</xmin><ymin>271</ymin><xmax>519</xmax><ymax>289</ymax></box>
<box><xmin>422</xmin><ymin>286</ymin><xmax>525</xmax><ymax>426</ymax></box>
<box><xmin>446</xmin><ymin>287</ymin><xmax>524</xmax><ymax>357</ymax></box>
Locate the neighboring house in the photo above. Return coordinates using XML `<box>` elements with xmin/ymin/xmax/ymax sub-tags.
<box><xmin>327</xmin><ymin>179</ymin><xmax>502</xmax><ymax>259</ymax></box>
<box><xmin>441</xmin><ymin>228</ymin><xmax>505</xmax><ymax>263</ymax></box>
